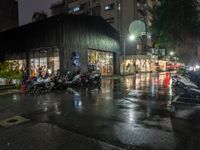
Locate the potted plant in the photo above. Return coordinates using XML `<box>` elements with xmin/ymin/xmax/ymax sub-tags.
<box><xmin>11</xmin><ymin>72</ymin><xmax>22</xmax><ymax>86</ymax></box>
<box><xmin>0</xmin><ymin>62</ymin><xmax>21</xmax><ymax>86</ymax></box>
<box><xmin>0</xmin><ymin>71</ymin><xmax>7</xmax><ymax>85</ymax></box>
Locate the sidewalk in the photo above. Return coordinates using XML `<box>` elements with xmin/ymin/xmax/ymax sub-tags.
<box><xmin>0</xmin><ymin>85</ymin><xmax>16</xmax><ymax>90</ymax></box>
<box><xmin>0</xmin><ymin>89</ymin><xmax>20</xmax><ymax>96</ymax></box>
<box><xmin>0</xmin><ymin>85</ymin><xmax>19</xmax><ymax>96</ymax></box>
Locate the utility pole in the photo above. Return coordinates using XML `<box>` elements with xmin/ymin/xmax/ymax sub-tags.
<box><xmin>123</xmin><ymin>38</ymin><xmax>126</xmax><ymax>76</ymax></box>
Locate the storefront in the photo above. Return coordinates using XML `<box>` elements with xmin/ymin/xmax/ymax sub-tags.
<box><xmin>0</xmin><ymin>14</ymin><xmax>120</xmax><ymax>76</ymax></box>
<box><xmin>158</xmin><ymin>60</ymin><xmax>167</xmax><ymax>71</ymax></box>
<box><xmin>121</xmin><ymin>55</ymin><xmax>156</xmax><ymax>75</ymax></box>
<box><xmin>88</xmin><ymin>49</ymin><xmax>114</xmax><ymax>76</ymax></box>
<box><xmin>7</xmin><ymin>59</ymin><xmax>26</xmax><ymax>71</ymax></box>
<box><xmin>29</xmin><ymin>48</ymin><xmax>60</xmax><ymax>76</ymax></box>
<box><xmin>120</xmin><ymin>55</ymin><xmax>168</xmax><ymax>74</ymax></box>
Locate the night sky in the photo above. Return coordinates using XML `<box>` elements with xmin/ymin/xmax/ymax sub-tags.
<box><xmin>18</xmin><ymin>0</ymin><xmax>60</xmax><ymax>25</ymax></box>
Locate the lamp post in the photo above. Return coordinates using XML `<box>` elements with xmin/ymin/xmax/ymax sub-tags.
<box><xmin>170</xmin><ymin>51</ymin><xmax>174</xmax><ymax>56</ymax></box>
<box><xmin>123</xmin><ymin>34</ymin><xmax>136</xmax><ymax>76</ymax></box>
<box><xmin>123</xmin><ymin>39</ymin><xmax>126</xmax><ymax>76</ymax></box>
<box><xmin>169</xmin><ymin>51</ymin><xmax>175</xmax><ymax>62</ymax></box>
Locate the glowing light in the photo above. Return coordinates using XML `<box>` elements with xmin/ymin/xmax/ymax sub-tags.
<box><xmin>195</xmin><ymin>65</ymin><xmax>200</xmax><ymax>69</ymax></box>
<box><xmin>170</xmin><ymin>51</ymin><xmax>174</xmax><ymax>56</ymax></box>
<box><xmin>188</xmin><ymin>66</ymin><xmax>193</xmax><ymax>71</ymax></box>
<box><xmin>74</xmin><ymin>7</ymin><xmax>80</xmax><ymax>12</ymax></box>
<box><xmin>104</xmin><ymin>5</ymin><xmax>110</xmax><ymax>10</ymax></box>
<box><xmin>129</xmin><ymin>35</ymin><xmax>136</xmax><ymax>41</ymax></box>
<box><xmin>118</xmin><ymin>3</ymin><xmax>121</xmax><ymax>10</ymax></box>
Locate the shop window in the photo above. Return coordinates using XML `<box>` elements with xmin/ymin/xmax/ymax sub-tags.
<box><xmin>30</xmin><ymin>48</ymin><xmax>60</xmax><ymax>76</ymax></box>
<box><xmin>88</xmin><ymin>49</ymin><xmax>113</xmax><ymax>76</ymax></box>
<box><xmin>124</xmin><ymin>59</ymin><xmax>137</xmax><ymax>74</ymax></box>
<box><xmin>7</xmin><ymin>59</ymin><xmax>26</xmax><ymax>71</ymax></box>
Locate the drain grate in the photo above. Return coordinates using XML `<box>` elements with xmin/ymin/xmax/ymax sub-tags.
<box><xmin>0</xmin><ymin>116</ymin><xmax>30</xmax><ymax>128</ymax></box>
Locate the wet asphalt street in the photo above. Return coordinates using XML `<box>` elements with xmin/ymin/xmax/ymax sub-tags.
<box><xmin>0</xmin><ymin>72</ymin><xmax>200</xmax><ymax>150</ymax></box>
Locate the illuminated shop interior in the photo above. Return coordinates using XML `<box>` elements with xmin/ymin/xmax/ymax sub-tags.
<box><xmin>29</xmin><ymin>48</ymin><xmax>60</xmax><ymax>76</ymax></box>
<box><xmin>121</xmin><ymin>55</ymin><xmax>167</xmax><ymax>74</ymax></box>
<box><xmin>88</xmin><ymin>49</ymin><xmax>114</xmax><ymax>76</ymax></box>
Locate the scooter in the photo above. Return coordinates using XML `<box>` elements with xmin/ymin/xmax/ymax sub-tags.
<box><xmin>65</xmin><ymin>74</ymin><xmax>82</xmax><ymax>87</ymax></box>
<box><xmin>33</xmin><ymin>77</ymin><xmax>55</xmax><ymax>94</ymax></box>
<box><xmin>89</xmin><ymin>72</ymin><xmax>101</xmax><ymax>85</ymax></box>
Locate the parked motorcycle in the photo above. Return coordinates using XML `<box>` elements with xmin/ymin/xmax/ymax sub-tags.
<box><xmin>32</xmin><ymin>76</ymin><xmax>55</xmax><ymax>94</ymax></box>
<box><xmin>170</xmin><ymin>73</ymin><xmax>200</xmax><ymax>121</ymax></box>
<box><xmin>80</xmin><ymin>73</ymin><xmax>90</xmax><ymax>86</ymax></box>
<box><xmin>88</xmin><ymin>72</ymin><xmax>101</xmax><ymax>86</ymax></box>
<box><xmin>52</xmin><ymin>75</ymin><xmax>66</xmax><ymax>90</ymax></box>
<box><xmin>172</xmin><ymin>74</ymin><xmax>199</xmax><ymax>97</ymax></box>
<box><xmin>65</xmin><ymin>73</ymin><xmax>82</xmax><ymax>87</ymax></box>
<box><xmin>21</xmin><ymin>69</ymin><xmax>102</xmax><ymax>94</ymax></box>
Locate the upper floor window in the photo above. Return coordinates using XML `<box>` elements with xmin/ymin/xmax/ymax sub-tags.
<box><xmin>104</xmin><ymin>3</ymin><xmax>114</xmax><ymax>11</ymax></box>
<box><xmin>118</xmin><ymin>3</ymin><xmax>121</xmax><ymax>10</ymax></box>
<box><xmin>74</xmin><ymin>7</ymin><xmax>80</xmax><ymax>12</ymax></box>
<box><xmin>69</xmin><ymin>6</ymin><xmax>80</xmax><ymax>13</ymax></box>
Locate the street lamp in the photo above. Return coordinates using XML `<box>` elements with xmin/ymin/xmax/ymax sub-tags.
<box><xmin>123</xmin><ymin>34</ymin><xmax>136</xmax><ymax>76</ymax></box>
<box><xmin>170</xmin><ymin>51</ymin><xmax>174</xmax><ymax>56</ymax></box>
<box><xmin>169</xmin><ymin>51</ymin><xmax>175</xmax><ymax>62</ymax></box>
<box><xmin>129</xmin><ymin>35</ymin><xmax>136</xmax><ymax>41</ymax></box>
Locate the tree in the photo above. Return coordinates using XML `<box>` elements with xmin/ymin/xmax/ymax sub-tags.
<box><xmin>152</xmin><ymin>0</ymin><xmax>200</xmax><ymax>64</ymax></box>
<box><xmin>32</xmin><ymin>11</ymin><xmax>48</xmax><ymax>22</ymax></box>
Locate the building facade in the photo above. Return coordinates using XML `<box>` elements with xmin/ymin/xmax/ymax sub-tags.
<box><xmin>50</xmin><ymin>1</ymin><xmax>68</xmax><ymax>16</ymax></box>
<box><xmin>50</xmin><ymin>0</ymin><xmax>162</xmax><ymax>75</ymax></box>
<box><xmin>0</xmin><ymin>14</ymin><xmax>120</xmax><ymax>76</ymax></box>
<box><xmin>50</xmin><ymin>0</ymin><xmax>158</xmax><ymax>54</ymax></box>
<box><xmin>0</xmin><ymin>0</ymin><xmax>18</xmax><ymax>32</ymax></box>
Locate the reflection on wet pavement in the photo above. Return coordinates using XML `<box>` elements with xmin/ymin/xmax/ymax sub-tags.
<box><xmin>0</xmin><ymin>72</ymin><xmax>200</xmax><ymax>150</ymax></box>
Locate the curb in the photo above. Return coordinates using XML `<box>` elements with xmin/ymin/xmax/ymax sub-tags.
<box><xmin>0</xmin><ymin>85</ymin><xmax>16</xmax><ymax>90</ymax></box>
<box><xmin>0</xmin><ymin>90</ymin><xmax>20</xmax><ymax>96</ymax></box>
